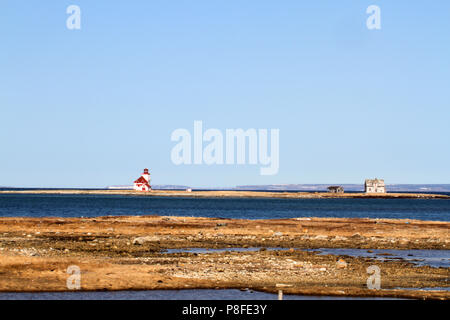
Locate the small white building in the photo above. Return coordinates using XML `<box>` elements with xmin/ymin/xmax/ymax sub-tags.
<box><xmin>133</xmin><ymin>168</ymin><xmax>151</xmax><ymax>192</ymax></box>
<box><xmin>365</xmin><ymin>178</ymin><xmax>386</xmax><ymax>193</ymax></box>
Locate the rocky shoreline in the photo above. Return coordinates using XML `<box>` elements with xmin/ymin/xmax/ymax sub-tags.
<box><xmin>0</xmin><ymin>216</ymin><xmax>448</xmax><ymax>299</ymax></box>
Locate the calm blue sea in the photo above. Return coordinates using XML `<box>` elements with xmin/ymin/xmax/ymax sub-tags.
<box><xmin>0</xmin><ymin>193</ymin><xmax>449</xmax><ymax>221</ymax></box>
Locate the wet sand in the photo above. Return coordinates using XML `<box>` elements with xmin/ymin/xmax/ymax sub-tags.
<box><xmin>0</xmin><ymin>216</ymin><xmax>448</xmax><ymax>300</ymax></box>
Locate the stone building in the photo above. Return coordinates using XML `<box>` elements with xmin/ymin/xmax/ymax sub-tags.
<box><xmin>364</xmin><ymin>178</ymin><xmax>386</xmax><ymax>193</ymax></box>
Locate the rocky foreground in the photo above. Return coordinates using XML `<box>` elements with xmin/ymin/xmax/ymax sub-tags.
<box><xmin>0</xmin><ymin>216</ymin><xmax>448</xmax><ymax>299</ymax></box>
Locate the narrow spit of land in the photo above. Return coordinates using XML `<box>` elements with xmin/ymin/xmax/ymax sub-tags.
<box><xmin>0</xmin><ymin>189</ymin><xmax>449</xmax><ymax>199</ymax></box>
<box><xmin>0</xmin><ymin>216</ymin><xmax>448</xmax><ymax>299</ymax></box>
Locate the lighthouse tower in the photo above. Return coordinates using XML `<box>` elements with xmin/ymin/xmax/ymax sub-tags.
<box><xmin>142</xmin><ymin>168</ymin><xmax>150</xmax><ymax>182</ymax></box>
<box><xmin>133</xmin><ymin>168</ymin><xmax>151</xmax><ymax>192</ymax></box>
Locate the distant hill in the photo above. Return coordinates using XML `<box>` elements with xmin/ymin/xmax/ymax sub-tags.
<box><xmin>106</xmin><ymin>185</ymin><xmax>191</xmax><ymax>190</ymax></box>
<box><xmin>234</xmin><ymin>184</ymin><xmax>363</xmax><ymax>191</ymax></box>
<box><xmin>385</xmin><ymin>184</ymin><xmax>450</xmax><ymax>192</ymax></box>
<box><xmin>153</xmin><ymin>185</ymin><xmax>191</xmax><ymax>190</ymax></box>
<box><xmin>234</xmin><ymin>184</ymin><xmax>450</xmax><ymax>192</ymax></box>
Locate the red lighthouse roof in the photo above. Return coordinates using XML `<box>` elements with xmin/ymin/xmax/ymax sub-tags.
<box><xmin>134</xmin><ymin>176</ymin><xmax>149</xmax><ymax>184</ymax></box>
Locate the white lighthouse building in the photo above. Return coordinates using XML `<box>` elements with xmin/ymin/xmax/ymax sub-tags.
<box><xmin>133</xmin><ymin>168</ymin><xmax>151</xmax><ymax>192</ymax></box>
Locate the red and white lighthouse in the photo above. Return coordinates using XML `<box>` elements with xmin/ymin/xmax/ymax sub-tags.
<box><xmin>133</xmin><ymin>168</ymin><xmax>151</xmax><ymax>192</ymax></box>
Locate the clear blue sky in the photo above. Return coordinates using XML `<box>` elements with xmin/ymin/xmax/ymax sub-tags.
<box><xmin>1</xmin><ymin>1</ymin><xmax>449</xmax><ymax>188</ymax></box>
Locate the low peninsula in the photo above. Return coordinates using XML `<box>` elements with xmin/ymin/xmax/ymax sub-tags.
<box><xmin>1</xmin><ymin>189</ymin><xmax>449</xmax><ymax>199</ymax></box>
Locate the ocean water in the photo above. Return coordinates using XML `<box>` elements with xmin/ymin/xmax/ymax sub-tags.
<box><xmin>163</xmin><ymin>248</ymin><xmax>449</xmax><ymax>268</ymax></box>
<box><xmin>0</xmin><ymin>289</ymin><xmax>401</xmax><ymax>300</ymax></box>
<box><xmin>0</xmin><ymin>194</ymin><xmax>449</xmax><ymax>221</ymax></box>
<box><xmin>308</xmin><ymin>248</ymin><xmax>450</xmax><ymax>268</ymax></box>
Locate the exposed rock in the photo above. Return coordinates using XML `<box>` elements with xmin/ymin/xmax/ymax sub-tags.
<box><xmin>276</xmin><ymin>283</ymin><xmax>293</xmax><ymax>288</ymax></box>
<box><xmin>273</xmin><ymin>232</ymin><xmax>283</xmax><ymax>237</ymax></box>
<box><xmin>132</xmin><ymin>236</ymin><xmax>160</xmax><ymax>245</ymax></box>
<box><xmin>336</xmin><ymin>259</ymin><xmax>348</xmax><ymax>269</ymax></box>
